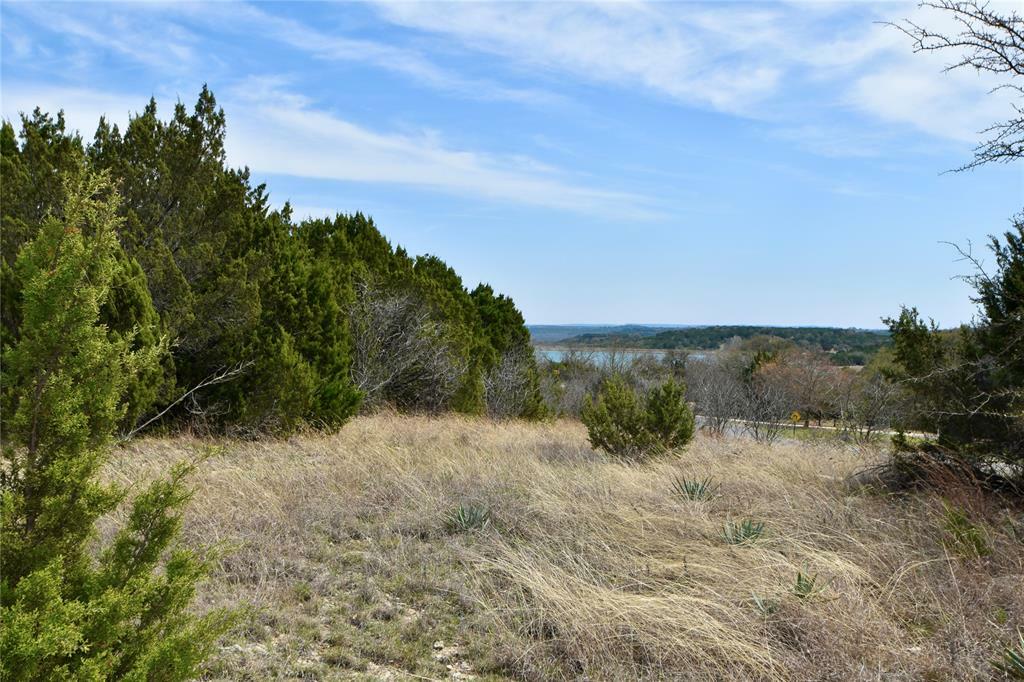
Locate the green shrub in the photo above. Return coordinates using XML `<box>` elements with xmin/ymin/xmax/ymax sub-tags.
<box><xmin>581</xmin><ymin>377</ymin><xmax>694</xmax><ymax>460</ymax></box>
<box><xmin>3</xmin><ymin>93</ymin><xmax>541</xmax><ymax>435</ymax></box>
<box><xmin>0</xmin><ymin>174</ymin><xmax>228</xmax><ymax>680</ymax></box>
<box><xmin>644</xmin><ymin>380</ymin><xmax>695</xmax><ymax>449</ymax></box>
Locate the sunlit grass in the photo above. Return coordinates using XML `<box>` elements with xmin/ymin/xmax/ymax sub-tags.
<box><xmin>107</xmin><ymin>413</ymin><xmax>1024</xmax><ymax>680</ymax></box>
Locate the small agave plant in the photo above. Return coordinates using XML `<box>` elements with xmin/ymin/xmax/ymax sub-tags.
<box><xmin>671</xmin><ymin>475</ymin><xmax>719</xmax><ymax>502</ymax></box>
<box><xmin>722</xmin><ymin>517</ymin><xmax>765</xmax><ymax>545</ymax></box>
<box><xmin>446</xmin><ymin>504</ymin><xmax>492</xmax><ymax>534</ymax></box>
<box><xmin>793</xmin><ymin>568</ymin><xmax>824</xmax><ymax>600</ymax></box>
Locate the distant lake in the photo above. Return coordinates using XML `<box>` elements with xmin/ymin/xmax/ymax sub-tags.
<box><xmin>535</xmin><ymin>347</ymin><xmax>706</xmax><ymax>365</ymax></box>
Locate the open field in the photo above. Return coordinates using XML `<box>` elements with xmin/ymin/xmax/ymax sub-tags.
<box><xmin>106</xmin><ymin>414</ymin><xmax>1024</xmax><ymax>681</ymax></box>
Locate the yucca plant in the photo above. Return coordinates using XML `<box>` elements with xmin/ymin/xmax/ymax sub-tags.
<box><xmin>793</xmin><ymin>569</ymin><xmax>824</xmax><ymax>600</ymax></box>
<box><xmin>671</xmin><ymin>475</ymin><xmax>719</xmax><ymax>502</ymax></box>
<box><xmin>446</xmin><ymin>504</ymin><xmax>492</xmax><ymax>533</ymax></box>
<box><xmin>993</xmin><ymin>629</ymin><xmax>1024</xmax><ymax>679</ymax></box>
<box><xmin>722</xmin><ymin>518</ymin><xmax>765</xmax><ymax>545</ymax></box>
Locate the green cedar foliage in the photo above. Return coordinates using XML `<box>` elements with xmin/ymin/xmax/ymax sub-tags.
<box><xmin>644</xmin><ymin>379</ymin><xmax>696</xmax><ymax>450</ymax></box>
<box><xmin>886</xmin><ymin>218</ymin><xmax>1024</xmax><ymax>466</ymax></box>
<box><xmin>0</xmin><ymin>174</ymin><xmax>227</xmax><ymax>680</ymax></box>
<box><xmin>582</xmin><ymin>376</ymin><xmax>694</xmax><ymax>461</ymax></box>
<box><xmin>412</xmin><ymin>254</ymin><xmax>488</xmax><ymax>413</ymax></box>
<box><xmin>1</xmin><ymin>88</ymin><xmax>539</xmax><ymax>433</ymax></box>
<box><xmin>88</xmin><ymin>89</ymin><xmax>363</xmax><ymax>430</ymax></box>
<box><xmin>582</xmin><ymin>375</ymin><xmax>652</xmax><ymax>459</ymax></box>
<box><xmin>0</xmin><ymin>113</ymin><xmax>173</xmax><ymax>434</ymax></box>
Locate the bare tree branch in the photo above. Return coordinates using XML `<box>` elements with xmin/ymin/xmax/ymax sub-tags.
<box><xmin>119</xmin><ymin>360</ymin><xmax>254</xmax><ymax>441</ymax></box>
<box><xmin>887</xmin><ymin>1</ymin><xmax>1024</xmax><ymax>170</ymax></box>
<box><xmin>349</xmin><ymin>282</ymin><xmax>466</xmax><ymax>412</ymax></box>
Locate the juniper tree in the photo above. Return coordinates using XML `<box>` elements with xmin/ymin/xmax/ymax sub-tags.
<box><xmin>3</xmin><ymin>88</ymin><xmax>541</xmax><ymax>432</ymax></box>
<box><xmin>582</xmin><ymin>376</ymin><xmax>694</xmax><ymax>460</ymax></box>
<box><xmin>0</xmin><ymin>173</ymin><xmax>227</xmax><ymax>680</ymax></box>
<box><xmin>886</xmin><ymin>1</ymin><xmax>1024</xmax><ymax>470</ymax></box>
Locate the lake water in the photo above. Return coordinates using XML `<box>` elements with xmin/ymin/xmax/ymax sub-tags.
<box><xmin>535</xmin><ymin>348</ymin><xmax>706</xmax><ymax>365</ymax></box>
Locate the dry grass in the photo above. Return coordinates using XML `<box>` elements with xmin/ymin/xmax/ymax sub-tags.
<box><xmin>105</xmin><ymin>414</ymin><xmax>1024</xmax><ymax>681</ymax></box>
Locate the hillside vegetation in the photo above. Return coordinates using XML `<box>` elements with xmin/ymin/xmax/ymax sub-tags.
<box><xmin>4</xmin><ymin>7</ymin><xmax>1023</xmax><ymax>675</ymax></box>
<box><xmin>557</xmin><ymin>326</ymin><xmax>891</xmax><ymax>366</ymax></box>
<box><xmin>110</xmin><ymin>414</ymin><xmax>1024</xmax><ymax>681</ymax></box>
<box><xmin>1</xmin><ymin>89</ymin><xmax>543</xmax><ymax>437</ymax></box>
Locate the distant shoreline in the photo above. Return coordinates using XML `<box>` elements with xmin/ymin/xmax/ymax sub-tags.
<box><xmin>533</xmin><ymin>344</ymin><xmax>685</xmax><ymax>353</ymax></box>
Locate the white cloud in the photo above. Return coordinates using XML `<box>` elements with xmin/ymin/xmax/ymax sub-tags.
<box><xmin>848</xmin><ymin>62</ymin><xmax>1008</xmax><ymax>143</ymax></box>
<box><xmin>1</xmin><ymin>85</ymin><xmax>151</xmax><ymax>134</ymax></box>
<box><xmin>6</xmin><ymin>0</ymin><xmax>1018</xmax><ymax>163</ymax></box>
<box><xmin>5</xmin><ymin>2</ymin><xmax>198</xmax><ymax>73</ymax></box>
<box><xmin>373</xmin><ymin>2</ymin><xmax>785</xmax><ymax>115</ymax></box>
<box><xmin>3</xmin><ymin>1</ymin><xmax>560</xmax><ymax>107</ymax></box>
<box><xmin>770</xmin><ymin>124</ymin><xmax>888</xmax><ymax>158</ymax></box>
<box><xmin>225</xmin><ymin>4</ymin><xmax>560</xmax><ymax>106</ymax></box>
<box><xmin>1</xmin><ymin>80</ymin><xmax>656</xmax><ymax>219</ymax></box>
<box><xmin>371</xmin><ymin>1</ymin><xmax>1019</xmax><ymax>147</ymax></box>
<box><xmin>223</xmin><ymin>79</ymin><xmax>656</xmax><ymax>218</ymax></box>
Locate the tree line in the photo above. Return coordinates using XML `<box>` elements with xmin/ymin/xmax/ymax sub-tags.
<box><xmin>0</xmin><ymin>88</ymin><xmax>543</xmax><ymax>438</ymax></box>
<box><xmin>559</xmin><ymin>325</ymin><xmax>891</xmax><ymax>365</ymax></box>
<box><xmin>538</xmin><ymin>339</ymin><xmax>900</xmax><ymax>445</ymax></box>
<box><xmin>0</xmin><ymin>89</ymin><xmax>545</xmax><ymax>678</ymax></box>
<box><xmin>0</xmin><ymin>2</ymin><xmax>1021</xmax><ymax>677</ymax></box>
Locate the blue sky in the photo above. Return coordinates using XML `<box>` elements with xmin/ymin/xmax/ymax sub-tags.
<box><xmin>2</xmin><ymin>1</ymin><xmax>1021</xmax><ymax>327</ymax></box>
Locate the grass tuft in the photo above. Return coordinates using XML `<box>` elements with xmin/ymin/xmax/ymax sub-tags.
<box><xmin>792</xmin><ymin>568</ymin><xmax>824</xmax><ymax>600</ymax></box>
<box><xmin>941</xmin><ymin>502</ymin><xmax>991</xmax><ymax>558</ymax></box>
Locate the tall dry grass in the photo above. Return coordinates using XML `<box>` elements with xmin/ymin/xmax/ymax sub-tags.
<box><xmin>105</xmin><ymin>414</ymin><xmax>1024</xmax><ymax>680</ymax></box>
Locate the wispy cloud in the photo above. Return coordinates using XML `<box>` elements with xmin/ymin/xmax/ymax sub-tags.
<box><xmin>372</xmin><ymin>2</ymin><xmax>785</xmax><ymax>116</ymax></box>
<box><xmin>1</xmin><ymin>84</ymin><xmax>154</xmax><ymax>133</ymax></box>
<box><xmin>7</xmin><ymin>0</ymin><xmax>1015</xmax><ymax>156</ymax></box>
<box><xmin>223</xmin><ymin>78</ymin><xmax>657</xmax><ymax>218</ymax></box>
<box><xmin>9</xmin><ymin>0</ymin><xmax>562</xmax><ymax>108</ymax></box>
<box><xmin>769</xmin><ymin>124</ymin><xmax>890</xmax><ymax>159</ymax></box>
<box><xmin>371</xmin><ymin>1</ymin><xmax>1015</xmax><ymax>148</ymax></box>
<box><xmin>1</xmin><ymin>79</ymin><xmax>657</xmax><ymax>220</ymax></box>
<box><xmin>4</xmin><ymin>1</ymin><xmax>198</xmax><ymax>73</ymax></box>
<box><xmin>202</xmin><ymin>3</ymin><xmax>563</xmax><ymax>107</ymax></box>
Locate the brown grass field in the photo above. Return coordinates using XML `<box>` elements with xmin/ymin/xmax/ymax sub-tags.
<box><xmin>104</xmin><ymin>414</ymin><xmax>1024</xmax><ymax>681</ymax></box>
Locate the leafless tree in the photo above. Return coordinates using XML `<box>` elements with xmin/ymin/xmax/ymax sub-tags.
<box><xmin>836</xmin><ymin>369</ymin><xmax>904</xmax><ymax>444</ymax></box>
<box><xmin>349</xmin><ymin>282</ymin><xmax>466</xmax><ymax>412</ymax></box>
<box><xmin>757</xmin><ymin>348</ymin><xmax>842</xmax><ymax>427</ymax></box>
<box><xmin>740</xmin><ymin>378</ymin><xmax>789</xmax><ymax>444</ymax></box>
<box><xmin>538</xmin><ymin>349</ymin><xmax>605</xmax><ymax>417</ymax></box>
<box><xmin>890</xmin><ymin>1</ymin><xmax>1024</xmax><ymax>170</ymax></box>
<box><xmin>537</xmin><ymin>348</ymin><xmax>682</xmax><ymax>417</ymax></box>
<box><xmin>624</xmin><ymin>352</ymin><xmax>677</xmax><ymax>395</ymax></box>
<box><xmin>120</xmin><ymin>359</ymin><xmax>253</xmax><ymax>440</ymax></box>
<box><xmin>686</xmin><ymin>358</ymin><xmax>745</xmax><ymax>437</ymax></box>
<box><xmin>484</xmin><ymin>348</ymin><xmax>535</xmax><ymax>418</ymax></box>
